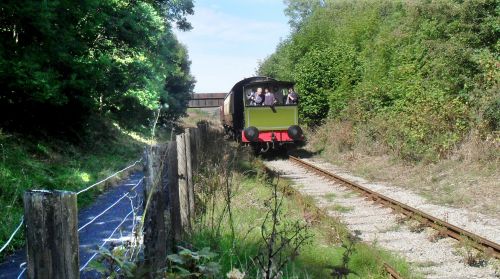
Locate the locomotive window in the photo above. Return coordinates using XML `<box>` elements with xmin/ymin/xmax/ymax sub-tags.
<box><xmin>244</xmin><ymin>86</ymin><xmax>294</xmax><ymax>106</ymax></box>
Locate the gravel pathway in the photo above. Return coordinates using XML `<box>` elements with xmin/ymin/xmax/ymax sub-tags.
<box><xmin>0</xmin><ymin>172</ymin><xmax>144</xmax><ymax>279</ymax></box>
<box><xmin>265</xmin><ymin>159</ymin><xmax>499</xmax><ymax>279</ymax></box>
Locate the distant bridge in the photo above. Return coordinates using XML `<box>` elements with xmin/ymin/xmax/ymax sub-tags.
<box><xmin>188</xmin><ymin>93</ymin><xmax>226</xmax><ymax>108</ymax></box>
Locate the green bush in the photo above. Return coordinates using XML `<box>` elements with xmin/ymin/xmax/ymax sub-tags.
<box><xmin>293</xmin><ymin>45</ymin><xmax>359</xmax><ymax>125</ymax></box>
<box><xmin>483</xmin><ymin>97</ymin><xmax>500</xmax><ymax>131</ymax></box>
<box><xmin>259</xmin><ymin>0</ymin><xmax>499</xmax><ymax>160</ymax></box>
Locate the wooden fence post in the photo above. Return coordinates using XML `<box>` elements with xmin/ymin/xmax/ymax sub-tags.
<box><xmin>176</xmin><ymin>133</ymin><xmax>191</xmax><ymax>231</ymax></box>
<box><xmin>161</xmin><ymin>144</ymin><xmax>173</xmax><ymax>251</ymax></box>
<box><xmin>142</xmin><ymin>145</ymin><xmax>168</xmax><ymax>274</ymax></box>
<box><xmin>24</xmin><ymin>190</ymin><xmax>79</xmax><ymax>279</ymax></box>
<box><xmin>167</xmin><ymin>141</ymin><xmax>182</xmax><ymax>241</ymax></box>
<box><xmin>185</xmin><ymin>129</ymin><xmax>195</xmax><ymax>219</ymax></box>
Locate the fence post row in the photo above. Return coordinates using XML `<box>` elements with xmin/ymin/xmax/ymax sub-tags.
<box><xmin>142</xmin><ymin>125</ymin><xmax>198</xmax><ymax>252</ymax></box>
<box><xmin>20</xmin><ymin>125</ymin><xmax>211</xmax><ymax>278</ymax></box>
<box><xmin>24</xmin><ymin>190</ymin><xmax>79</xmax><ymax>279</ymax></box>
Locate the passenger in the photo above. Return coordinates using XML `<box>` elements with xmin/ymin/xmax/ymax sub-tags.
<box><xmin>263</xmin><ymin>88</ymin><xmax>277</xmax><ymax>106</ymax></box>
<box><xmin>286</xmin><ymin>88</ymin><xmax>298</xmax><ymax>104</ymax></box>
<box><xmin>247</xmin><ymin>89</ymin><xmax>257</xmax><ymax>105</ymax></box>
<box><xmin>254</xmin><ymin>87</ymin><xmax>264</xmax><ymax>105</ymax></box>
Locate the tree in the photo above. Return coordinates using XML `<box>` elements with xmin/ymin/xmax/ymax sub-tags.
<box><xmin>160</xmin><ymin>41</ymin><xmax>196</xmax><ymax>124</ymax></box>
<box><xmin>0</xmin><ymin>0</ymin><xmax>195</xmax><ymax>137</ymax></box>
<box><xmin>283</xmin><ymin>0</ymin><xmax>324</xmax><ymax>31</ymax></box>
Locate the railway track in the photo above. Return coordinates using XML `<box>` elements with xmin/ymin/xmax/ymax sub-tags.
<box><xmin>264</xmin><ymin>159</ymin><xmax>406</xmax><ymax>278</ymax></box>
<box><xmin>288</xmin><ymin>155</ymin><xmax>500</xmax><ymax>260</ymax></box>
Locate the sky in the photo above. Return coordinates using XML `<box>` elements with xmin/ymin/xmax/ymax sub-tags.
<box><xmin>174</xmin><ymin>0</ymin><xmax>290</xmax><ymax>93</ymax></box>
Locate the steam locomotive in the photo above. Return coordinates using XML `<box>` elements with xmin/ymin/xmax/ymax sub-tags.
<box><xmin>220</xmin><ymin>76</ymin><xmax>304</xmax><ymax>153</ymax></box>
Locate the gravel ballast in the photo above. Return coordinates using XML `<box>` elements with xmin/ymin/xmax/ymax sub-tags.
<box><xmin>265</xmin><ymin>159</ymin><xmax>499</xmax><ymax>279</ymax></box>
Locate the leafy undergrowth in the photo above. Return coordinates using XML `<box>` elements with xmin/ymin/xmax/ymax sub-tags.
<box><xmin>186</xmin><ymin>157</ymin><xmax>419</xmax><ymax>278</ymax></box>
<box><xmin>0</xmin><ymin>123</ymin><xmax>152</xmax><ymax>259</ymax></box>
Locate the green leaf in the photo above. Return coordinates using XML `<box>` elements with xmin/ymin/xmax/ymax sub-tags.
<box><xmin>167</xmin><ymin>254</ymin><xmax>186</xmax><ymax>265</ymax></box>
<box><xmin>86</xmin><ymin>260</ymin><xmax>108</xmax><ymax>274</ymax></box>
<box><xmin>198</xmin><ymin>247</ymin><xmax>217</xmax><ymax>259</ymax></box>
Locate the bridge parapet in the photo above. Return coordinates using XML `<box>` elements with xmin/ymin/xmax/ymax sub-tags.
<box><xmin>188</xmin><ymin>93</ymin><xmax>226</xmax><ymax>108</ymax></box>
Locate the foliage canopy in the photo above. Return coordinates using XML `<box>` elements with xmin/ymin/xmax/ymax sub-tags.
<box><xmin>260</xmin><ymin>0</ymin><xmax>499</xmax><ymax>160</ymax></box>
<box><xmin>0</xmin><ymin>0</ymin><xmax>195</xmax><ymax>137</ymax></box>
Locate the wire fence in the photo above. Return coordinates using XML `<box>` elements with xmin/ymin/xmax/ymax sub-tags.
<box><xmin>0</xmin><ymin>158</ymin><xmax>144</xmax><ymax>279</ymax></box>
<box><xmin>16</xmin><ymin>267</ymin><xmax>26</xmax><ymax>279</ymax></box>
<box><xmin>0</xmin><ymin>218</ymin><xmax>24</xmax><ymax>254</ymax></box>
<box><xmin>1</xmin><ymin>108</ymin><xmax>171</xmax><ymax>278</ymax></box>
<box><xmin>3</xmin><ymin>122</ymin><xmax>212</xmax><ymax>278</ymax></box>
<box><xmin>79</xmin><ymin>208</ymin><xmax>135</xmax><ymax>272</ymax></box>
<box><xmin>78</xmin><ymin>177</ymin><xmax>143</xmax><ymax>232</ymax></box>
<box><xmin>76</xmin><ymin>158</ymin><xmax>143</xmax><ymax>195</ymax></box>
<box><xmin>77</xmin><ymin>173</ymin><xmax>144</xmax><ymax>274</ymax></box>
<box><xmin>14</xmin><ymin>176</ymin><xmax>143</xmax><ymax>279</ymax></box>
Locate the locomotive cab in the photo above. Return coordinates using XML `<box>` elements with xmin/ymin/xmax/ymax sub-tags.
<box><xmin>220</xmin><ymin>76</ymin><xmax>304</xmax><ymax>153</ymax></box>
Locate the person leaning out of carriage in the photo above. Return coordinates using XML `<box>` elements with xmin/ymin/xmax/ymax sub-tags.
<box><xmin>248</xmin><ymin>87</ymin><xmax>264</xmax><ymax>105</ymax></box>
<box><xmin>286</xmin><ymin>88</ymin><xmax>298</xmax><ymax>104</ymax></box>
<box><xmin>263</xmin><ymin>88</ymin><xmax>277</xmax><ymax>106</ymax></box>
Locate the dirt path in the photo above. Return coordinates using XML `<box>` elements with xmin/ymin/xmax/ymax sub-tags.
<box><xmin>0</xmin><ymin>172</ymin><xmax>144</xmax><ymax>279</ymax></box>
<box><xmin>265</xmin><ymin>159</ymin><xmax>499</xmax><ymax>278</ymax></box>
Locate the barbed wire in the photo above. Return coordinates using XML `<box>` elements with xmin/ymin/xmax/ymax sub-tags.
<box><xmin>0</xmin><ymin>218</ymin><xmax>24</xmax><ymax>254</ymax></box>
<box><xmin>76</xmin><ymin>158</ymin><xmax>143</xmax><ymax>195</ymax></box>
<box><xmin>78</xmin><ymin>177</ymin><xmax>143</xmax><ymax>232</ymax></box>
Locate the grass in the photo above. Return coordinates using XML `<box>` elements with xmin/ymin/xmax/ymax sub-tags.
<box><xmin>324</xmin><ymin>192</ymin><xmax>337</xmax><ymax>202</ymax></box>
<box><xmin>342</xmin><ymin>192</ymin><xmax>355</xmax><ymax>198</ymax></box>
<box><xmin>327</xmin><ymin>204</ymin><xmax>354</xmax><ymax>213</ymax></box>
<box><xmin>186</xmin><ymin>158</ymin><xmax>420</xmax><ymax>278</ymax></box>
<box><xmin>0</xmin><ymin>122</ymin><xmax>155</xmax><ymax>259</ymax></box>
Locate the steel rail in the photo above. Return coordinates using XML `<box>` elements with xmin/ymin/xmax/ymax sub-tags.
<box><xmin>289</xmin><ymin>156</ymin><xmax>500</xmax><ymax>259</ymax></box>
<box><xmin>384</xmin><ymin>263</ymin><xmax>403</xmax><ymax>279</ymax></box>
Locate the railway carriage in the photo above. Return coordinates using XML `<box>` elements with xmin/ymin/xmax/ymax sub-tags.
<box><xmin>220</xmin><ymin>76</ymin><xmax>304</xmax><ymax>153</ymax></box>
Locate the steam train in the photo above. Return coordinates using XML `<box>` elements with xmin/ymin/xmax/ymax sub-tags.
<box><xmin>220</xmin><ymin>76</ymin><xmax>304</xmax><ymax>153</ymax></box>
